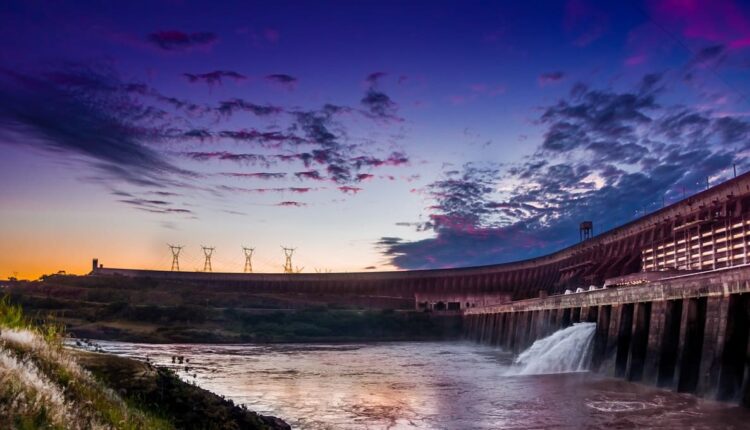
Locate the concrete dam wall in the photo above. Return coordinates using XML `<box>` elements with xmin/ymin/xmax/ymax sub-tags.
<box><xmin>463</xmin><ymin>265</ymin><xmax>750</xmax><ymax>406</ymax></box>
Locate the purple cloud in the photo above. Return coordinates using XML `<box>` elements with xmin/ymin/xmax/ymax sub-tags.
<box><xmin>183</xmin><ymin>70</ymin><xmax>247</xmax><ymax>87</ymax></box>
<box><xmin>538</xmin><ymin>71</ymin><xmax>566</xmax><ymax>86</ymax></box>
<box><xmin>147</xmin><ymin>30</ymin><xmax>217</xmax><ymax>51</ymax></box>
<box><xmin>266</xmin><ymin>74</ymin><xmax>298</xmax><ymax>88</ymax></box>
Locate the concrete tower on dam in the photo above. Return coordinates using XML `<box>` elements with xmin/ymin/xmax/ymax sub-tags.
<box><xmin>93</xmin><ymin>170</ymin><xmax>750</xmax><ymax>311</ymax></box>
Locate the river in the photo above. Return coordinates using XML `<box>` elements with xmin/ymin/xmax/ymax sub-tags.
<box><xmin>80</xmin><ymin>328</ymin><xmax>750</xmax><ymax>429</ymax></box>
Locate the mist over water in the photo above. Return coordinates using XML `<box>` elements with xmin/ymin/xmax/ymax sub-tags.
<box><xmin>509</xmin><ymin>322</ymin><xmax>597</xmax><ymax>375</ymax></box>
<box><xmin>80</xmin><ymin>334</ymin><xmax>750</xmax><ymax>429</ymax></box>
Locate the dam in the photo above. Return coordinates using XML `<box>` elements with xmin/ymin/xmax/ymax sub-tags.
<box><xmin>91</xmin><ymin>171</ymin><xmax>750</xmax><ymax>405</ymax></box>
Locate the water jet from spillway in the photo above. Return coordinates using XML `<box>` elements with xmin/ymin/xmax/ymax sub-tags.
<box><xmin>508</xmin><ymin>322</ymin><xmax>596</xmax><ymax>375</ymax></box>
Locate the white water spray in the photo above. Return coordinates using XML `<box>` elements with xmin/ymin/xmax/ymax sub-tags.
<box><xmin>508</xmin><ymin>322</ymin><xmax>596</xmax><ymax>375</ymax></box>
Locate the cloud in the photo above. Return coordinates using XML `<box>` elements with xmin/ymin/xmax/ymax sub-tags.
<box><xmin>361</xmin><ymin>89</ymin><xmax>400</xmax><ymax>120</ymax></box>
<box><xmin>216</xmin><ymin>99</ymin><xmax>283</xmax><ymax>117</ymax></box>
<box><xmin>277</xmin><ymin>201</ymin><xmax>306</xmax><ymax>207</ymax></box>
<box><xmin>217</xmin><ymin>129</ymin><xmax>305</xmax><ymax>147</ymax></box>
<box><xmin>182</xmin><ymin>151</ymin><xmax>270</xmax><ymax>165</ymax></box>
<box><xmin>147</xmin><ymin>30</ymin><xmax>217</xmax><ymax>51</ymax></box>
<box><xmin>379</xmin><ymin>73</ymin><xmax>750</xmax><ymax>269</ymax></box>
<box><xmin>0</xmin><ymin>65</ymin><xmax>187</xmax><ymax>187</ymax></box>
<box><xmin>117</xmin><ymin>197</ymin><xmax>193</xmax><ymax>215</ymax></box>
<box><xmin>538</xmin><ymin>71</ymin><xmax>566</xmax><ymax>86</ymax></box>
<box><xmin>183</xmin><ymin>70</ymin><xmax>247</xmax><ymax>87</ymax></box>
<box><xmin>338</xmin><ymin>186</ymin><xmax>363</xmax><ymax>194</ymax></box>
<box><xmin>648</xmin><ymin>0</ymin><xmax>750</xmax><ymax>49</ymax></box>
<box><xmin>220</xmin><ymin>172</ymin><xmax>287</xmax><ymax>180</ymax></box>
<box><xmin>294</xmin><ymin>170</ymin><xmax>324</xmax><ymax>181</ymax></box>
<box><xmin>219</xmin><ymin>185</ymin><xmax>312</xmax><ymax>194</ymax></box>
<box><xmin>365</xmin><ymin>71</ymin><xmax>387</xmax><ymax>85</ymax></box>
<box><xmin>265</xmin><ymin>74</ymin><xmax>298</xmax><ymax>88</ymax></box>
<box><xmin>360</xmin><ymin>72</ymin><xmax>402</xmax><ymax>122</ymax></box>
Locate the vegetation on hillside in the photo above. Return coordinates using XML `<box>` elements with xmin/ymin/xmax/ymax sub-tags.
<box><xmin>3</xmin><ymin>276</ymin><xmax>461</xmax><ymax>343</ymax></box>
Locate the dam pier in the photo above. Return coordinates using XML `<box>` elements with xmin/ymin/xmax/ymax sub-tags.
<box><xmin>464</xmin><ymin>266</ymin><xmax>750</xmax><ymax>405</ymax></box>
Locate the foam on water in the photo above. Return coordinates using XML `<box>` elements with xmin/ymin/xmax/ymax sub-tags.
<box><xmin>509</xmin><ymin>322</ymin><xmax>597</xmax><ymax>375</ymax></box>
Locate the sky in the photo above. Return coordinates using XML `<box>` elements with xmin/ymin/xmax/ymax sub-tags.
<box><xmin>1</xmin><ymin>0</ymin><xmax>750</xmax><ymax>279</ymax></box>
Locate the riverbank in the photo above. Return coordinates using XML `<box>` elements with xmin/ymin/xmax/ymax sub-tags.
<box><xmin>0</xmin><ymin>296</ymin><xmax>289</xmax><ymax>429</ymax></box>
<box><xmin>73</xmin><ymin>349</ymin><xmax>289</xmax><ymax>429</ymax></box>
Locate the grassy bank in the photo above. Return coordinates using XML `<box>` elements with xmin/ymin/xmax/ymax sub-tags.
<box><xmin>2</xmin><ymin>276</ymin><xmax>461</xmax><ymax>343</ymax></box>
<box><xmin>0</xmin><ymin>296</ymin><xmax>289</xmax><ymax>429</ymax></box>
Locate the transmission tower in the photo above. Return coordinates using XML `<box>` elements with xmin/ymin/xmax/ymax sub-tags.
<box><xmin>282</xmin><ymin>246</ymin><xmax>296</xmax><ymax>274</ymax></box>
<box><xmin>242</xmin><ymin>246</ymin><xmax>255</xmax><ymax>273</ymax></box>
<box><xmin>201</xmin><ymin>245</ymin><xmax>215</xmax><ymax>272</ymax></box>
<box><xmin>168</xmin><ymin>244</ymin><xmax>183</xmax><ymax>271</ymax></box>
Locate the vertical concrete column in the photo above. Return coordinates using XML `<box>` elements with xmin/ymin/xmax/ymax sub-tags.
<box><xmin>499</xmin><ymin>312</ymin><xmax>509</xmax><ymax>347</ymax></box>
<box><xmin>643</xmin><ymin>300</ymin><xmax>667</xmax><ymax>384</ymax></box>
<box><xmin>542</xmin><ymin>309</ymin><xmax>552</xmax><ymax>338</ymax></box>
<box><xmin>658</xmin><ymin>299</ymin><xmax>683</xmax><ymax>388</ymax></box>
<box><xmin>511</xmin><ymin>312</ymin><xmax>524</xmax><ymax>352</ymax></box>
<box><xmin>615</xmin><ymin>303</ymin><xmax>635</xmax><ymax>378</ymax></box>
<box><xmin>602</xmin><ymin>304</ymin><xmax>621</xmax><ymax>376</ymax></box>
<box><xmin>591</xmin><ymin>305</ymin><xmax>611</xmax><ymax>371</ymax></box>
<box><xmin>697</xmin><ymin>295</ymin><xmax>730</xmax><ymax>396</ymax></box>
<box><xmin>481</xmin><ymin>313</ymin><xmax>491</xmax><ymax>344</ymax></box>
<box><xmin>523</xmin><ymin>311</ymin><xmax>534</xmax><ymax>349</ymax></box>
<box><xmin>531</xmin><ymin>310</ymin><xmax>544</xmax><ymax>342</ymax></box>
<box><xmin>627</xmin><ymin>302</ymin><xmax>652</xmax><ymax>382</ymax></box>
<box><xmin>463</xmin><ymin>315</ymin><xmax>471</xmax><ymax>339</ymax></box>
<box><xmin>677</xmin><ymin>297</ymin><xmax>708</xmax><ymax>393</ymax></box>
<box><xmin>718</xmin><ymin>293</ymin><xmax>750</xmax><ymax>402</ymax></box>
<box><xmin>495</xmin><ymin>313</ymin><xmax>506</xmax><ymax>346</ymax></box>
<box><xmin>550</xmin><ymin>308</ymin><xmax>560</xmax><ymax>332</ymax></box>
<box><xmin>490</xmin><ymin>313</ymin><xmax>501</xmax><ymax>346</ymax></box>
<box><xmin>475</xmin><ymin>314</ymin><xmax>485</xmax><ymax>342</ymax></box>
<box><xmin>505</xmin><ymin>312</ymin><xmax>516</xmax><ymax>350</ymax></box>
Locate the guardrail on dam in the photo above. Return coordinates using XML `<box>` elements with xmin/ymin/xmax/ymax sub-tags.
<box><xmin>464</xmin><ymin>265</ymin><xmax>750</xmax><ymax>406</ymax></box>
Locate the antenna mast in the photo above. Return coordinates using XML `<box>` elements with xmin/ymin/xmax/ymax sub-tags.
<box><xmin>281</xmin><ymin>246</ymin><xmax>296</xmax><ymax>274</ymax></box>
<box><xmin>168</xmin><ymin>244</ymin><xmax>183</xmax><ymax>271</ymax></box>
<box><xmin>201</xmin><ymin>245</ymin><xmax>215</xmax><ymax>272</ymax></box>
<box><xmin>242</xmin><ymin>246</ymin><xmax>255</xmax><ymax>273</ymax></box>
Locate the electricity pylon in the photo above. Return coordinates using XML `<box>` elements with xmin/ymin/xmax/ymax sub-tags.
<box><xmin>168</xmin><ymin>244</ymin><xmax>183</xmax><ymax>271</ymax></box>
<box><xmin>242</xmin><ymin>246</ymin><xmax>255</xmax><ymax>273</ymax></box>
<box><xmin>281</xmin><ymin>246</ymin><xmax>296</xmax><ymax>274</ymax></box>
<box><xmin>201</xmin><ymin>245</ymin><xmax>215</xmax><ymax>272</ymax></box>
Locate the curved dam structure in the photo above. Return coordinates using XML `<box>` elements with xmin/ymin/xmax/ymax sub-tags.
<box><xmin>93</xmin><ymin>171</ymin><xmax>750</xmax><ymax>311</ymax></box>
<box><xmin>91</xmin><ymin>172</ymin><xmax>750</xmax><ymax>405</ymax></box>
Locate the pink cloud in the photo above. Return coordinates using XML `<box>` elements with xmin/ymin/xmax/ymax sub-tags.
<box><xmin>649</xmin><ymin>0</ymin><xmax>750</xmax><ymax>49</ymax></box>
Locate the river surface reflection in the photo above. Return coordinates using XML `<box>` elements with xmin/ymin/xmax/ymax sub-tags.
<box><xmin>86</xmin><ymin>341</ymin><xmax>750</xmax><ymax>429</ymax></box>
